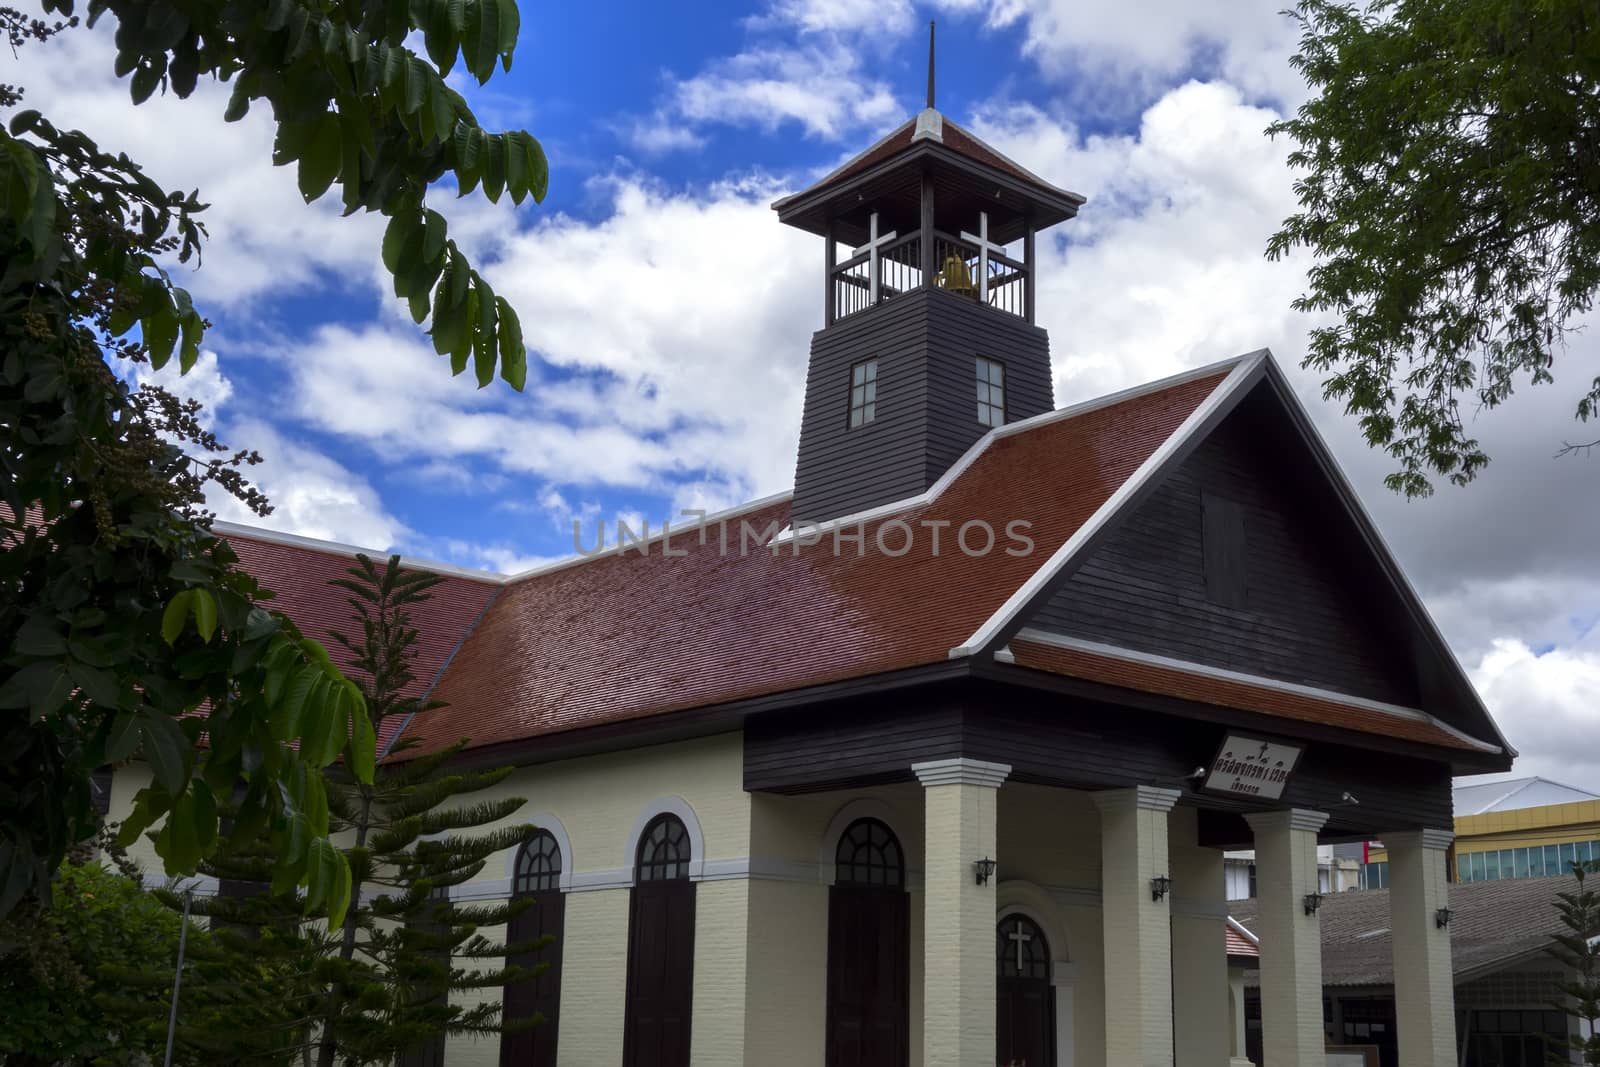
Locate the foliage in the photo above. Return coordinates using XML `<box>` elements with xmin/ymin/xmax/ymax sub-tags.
<box><xmin>1</xmin><ymin>0</ymin><xmax>545</xmax><ymax>921</ymax></box>
<box><xmin>119</xmin><ymin>556</ymin><xmax>542</xmax><ymax>1067</ymax></box>
<box><xmin>1268</xmin><ymin>0</ymin><xmax>1600</xmax><ymax>496</ymax></box>
<box><xmin>0</xmin><ymin>854</ymin><xmax>193</xmax><ymax>1064</ymax></box>
<box><xmin>1547</xmin><ymin>860</ymin><xmax>1600</xmax><ymax>1065</ymax></box>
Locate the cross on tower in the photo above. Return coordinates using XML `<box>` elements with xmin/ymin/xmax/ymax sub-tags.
<box><xmin>853</xmin><ymin>211</ymin><xmax>898</xmax><ymax>305</ymax></box>
<box><xmin>1006</xmin><ymin>922</ymin><xmax>1033</xmax><ymax>972</ymax></box>
<box><xmin>960</xmin><ymin>210</ymin><xmax>1007</xmax><ymax>303</ymax></box>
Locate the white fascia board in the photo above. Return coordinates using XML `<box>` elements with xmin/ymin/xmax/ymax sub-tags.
<box><xmin>1009</xmin><ymin>629</ymin><xmax>1503</xmax><ymax>756</ymax></box>
<box><xmin>948</xmin><ymin>351</ymin><xmax>1267</xmax><ymax>659</ymax></box>
<box><xmin>210</xmin><ymin>520</ymin><xmax>506</xmax><ymax>583</ymax></box>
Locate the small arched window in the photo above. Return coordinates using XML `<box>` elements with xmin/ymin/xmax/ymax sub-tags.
<box><xmin>514</xmin><ymin>830</ymin><xmax>563</xmax><ymax>896</ymax></box>
<box><xmin>997</xmin><ymin>914</ymin><xmax>1050</xmax><ymax>980</ymax></box>
<box><xmin>834</xmin><ymin>817</ymin><xmax>904</xmax><ymax>888</ymax></box>
<box><xmin>635</xmin><ymin>813</ymin><xmax>691</xmax><ymax>882</ymax></box>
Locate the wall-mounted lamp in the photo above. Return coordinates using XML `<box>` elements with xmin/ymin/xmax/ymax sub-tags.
<box><xmin>973</xmin><ymin>857</ymin><xmax>997</xmax><ymax>886</ymax></box>
<box><xmin>1303</xmin><ymin>892</ymin><xmax>1325</xmax><ymax>916</ymax></box>
<box><xmin>1150</xmin><ymin>875</ymin><xmax>1172</xmax><ymax>902</ymax></box>
<box><xmin>1435</xmin><ymin>907</ymin><xmax>1455</xmax><ymax>929</ymax></box>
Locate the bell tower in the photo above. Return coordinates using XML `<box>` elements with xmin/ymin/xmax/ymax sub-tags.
<box><xmin>774</xmin><ymin>23</ymin><xmax>1084</xmax><ymax>524</ymax></box>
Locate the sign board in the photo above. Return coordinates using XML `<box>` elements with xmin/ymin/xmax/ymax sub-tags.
<box><xmin>1203</xmin><ymin>734</ymin><xmax>1304</xmax><ymax>800</ymax></box>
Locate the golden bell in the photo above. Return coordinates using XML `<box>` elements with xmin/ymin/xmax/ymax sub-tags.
<box><xmin>935</xmin><ymin>254</ymin><xmax>976</xmax><ymax>296</ymax></box>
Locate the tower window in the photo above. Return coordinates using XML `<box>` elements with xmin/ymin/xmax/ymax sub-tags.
<box><xmin>976</xmin><ymin>356</ymin><xmax>1006</xmax><ymax>427</ymax></box>
<box><xmin>848</xmin><ymin>359</ymin><xmax>878</xmax><ymax>428</ymax></box>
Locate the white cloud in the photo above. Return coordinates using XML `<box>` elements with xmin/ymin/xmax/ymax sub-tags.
<box><xmin>753</xmin><ymin>0</ymin><xmax>918</xmax><ymax>36</ymax></box>
<box><xmin>668</xmin><ymin>43</ymin><xmax>902</xmax><ymax>140</ymax></box>
<box><xmin>1470</xmin><ymin>636</ymin><xmax>1600</xmax><ymax>784</ymax></box>
<box><xmin>945</xmin><ymin>0</ymin><xmax>1308</xmax><ymax>109</ymax></box>
<box><xmin>130</xmin><ymin>349</ymin><xmax>235</xmax><ymax>413</ymax></box>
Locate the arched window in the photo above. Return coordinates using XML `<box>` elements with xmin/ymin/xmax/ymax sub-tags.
<box><xmin>997</xmin><ymin>914</ymin><xmax>1054</xmax><ymax>1067</ymax></box>
<box><xmin>515</xmin><ymin>828</ymin><xmax>563</xmax><ymax>894</ymax></box>
<box><xmin>834</xmin><ymin>817</ymin><xmax>905</xmax><ymax>888</ymax></box>
<box><xmin>624</xmin><ymin>814</ymin><xmax>696</xmax><ymax>1067</ymax></box>
<box><xmin>826</xmin><ymin>817</ymin><xmax>910</xmax><ymax>1066</ymax></box>
<box><xmin>501</xmin><ymin>830</ymin><xmax>565</xmax><ymax>1067</ymax></box>
<box><xmin>636</xmin><ymin>813</ymin><xmax>692</xmax><ymax>882</ymax></box>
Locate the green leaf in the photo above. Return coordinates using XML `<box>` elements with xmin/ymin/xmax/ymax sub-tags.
<box><xmin>473</xmin><ymin>278</ymin><xmax>498</xmax><ymax>386</ymax></box>
<box><xmin>117</xmin><ymin>789</ymin><xmax>171</xmax><ymax>848</ymax></box>
<box><xmin>523</xmin><ymin>133</ymin><xmax>549</xmax><ymax>203</ymax></box>
<box><xmin>348</xmin><ymin>705</ymin><xmax>376</xmax><ymax>786</ymax></box>
<box><xmin>423</xmin><ymin>0</ymin><xmax>457</xmax><ymax>75</ymax></box>
<box><xmin>8</xmin><ymin>110</ymin><xmax>41</xmax><ymax>135</ymax></box>
<box><xmin>278</xmin><ymin>665</ymin><xmax>323</xmax><ymax>743</ymax></box>
<box><xmin>130</xmin><ymin>61</ymin><xmax>163</xmax><ymax>105</ymax></box>
<box><xmin>382</xmin><ymin>209</ymin><xmax>414</xmax><ymax>274</ymax></box>
<box><xmin>189</xmin><ymin>587</ymin><xmax>218</xmax><ymax>641</ymax></box>
<box><xmin>223</xmin><ymin>79</ymin><xmax>250</xmax><ymax>122</ymax></box>
<box><xmin>161</xmin><ymin>590</ymin><xmax>194</xmax><ymax>644</ymax></box>
<box><xmin>144</xmin><ymin>302</ymin><xmax>179</xmax><ymax>370</ymax></box>
<box><xmin>106</xmin><ymin>712</ymin><xmax>140</xmax><ymax>762</ymax></box>
<box><xmin>298</xmin><ymin>112</ymin><xmax>343</xmax><ymax>202</ymax></box>
<box><xmin>325</xmin><ymin>848</ymin><xmax>353</xmax><ymax>928</ymax></box>
<box><xmin>496</xmin><ymin>0</ymin><xmax>519</xmax><ymax>71</ymax></box>
<box><xmin>138</xmin><ymin>710</ymin><xmax>191</xmax><ymax>793</ymax></box>
<box><xmin>421</xmin><ymin>208</ymin><xmax>447</xmax><ymax>263</ymax></box>
<box><xmin>450</xmin><ymin>285</ymin><xmax>478</xmax><ymax>375</ymax></box>
<box><xmin>0</xmin><ymin>661</ymin><xmax>73</xmax><ymax>721</ymax></box>
<box><xmin>481</xmin><ymin>133</ymin><xmax>505</xmax><ymax>202</ymax></box>
<box><xmin>304</xmin><ymin>837</ymin><xmax>338</xmax><ymax>913</ymax></box>
<box><xmin>405</xmin><ymin>56</ymin><xmax>429</xmax><ymax>115</ymax></box>
<box><xmin>496</xmin><ymin>296</ymin><xmax>525</xmax><ymax>389</ymax></box>
<box><xmin>469</xmin><ymin>0</ymin><xmax>500</xmax><ymax>82</ymax></box>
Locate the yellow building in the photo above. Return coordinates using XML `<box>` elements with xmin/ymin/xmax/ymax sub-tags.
<box><xmin>1366</xmin><ymin>778</ymin><xmax>1600</xmax><ymax>886</ymax></box>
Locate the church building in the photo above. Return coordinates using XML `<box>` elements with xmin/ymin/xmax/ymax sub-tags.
<box><xmin>110</xmin><ymin>68</ymin><xmax>1513</xmax><ymax>1067</ymax></box>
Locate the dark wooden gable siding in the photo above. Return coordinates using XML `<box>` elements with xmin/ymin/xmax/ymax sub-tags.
<box><xmin>1030</xmin><ymin>388</ymin><xmax>1420</xmax><ymax>707</ymax></box>
<box><xmin>792</xmin><ymin>288</ymin><xmax>1052</xmax><ymax>524</ymax></box>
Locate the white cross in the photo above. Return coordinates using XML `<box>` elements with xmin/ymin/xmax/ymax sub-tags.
<box><xmin>852</xmin><ymin>211</ymin><xmax>898</xmax><ymax>305</ymax></box>
<box><xmin>960</xmin><ymin>210</ymin><xmax>1007</xmax><ymax>303</ymax></box>
<box><xmin>1007</xmin><ymin>924</ymin><xmax>1032</xmax><ymax>972</ymax></box>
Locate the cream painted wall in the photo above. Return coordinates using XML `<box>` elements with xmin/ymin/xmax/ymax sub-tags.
<box><xmin>998</xmin><ymin>783</ymin><xmax>1108</xmax><ymax>1066</ymax></box>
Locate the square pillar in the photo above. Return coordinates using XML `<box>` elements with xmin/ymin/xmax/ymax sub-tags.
<box><xmin>1245</xmin><ymin>808</ymin><xmax>1329</xmax><ymax>1066</ymax></box>
<box><xmin>1169</xmin><ymin>806</ymin><xmax>1232</xmax><ymax>1067</ymax></box>
<box><xmin>1093</xmin><ymin>786</ymin><xmax>1180</xmax><ymax>1067</ymax></box>
<box><xmin>1229</xmin><ymin>969</ymin><xmax>1253</xmax><ymax>1067</ymax></box>
<box><xmin>912</xmin><ymin>757</ymin><xmax>1011</xmax><ymax>1067</ymax></box>
<box><xmin>1387</xmin><ymin>829</ymin><xmax>1456</xmax><ymax>1067</ymax></box>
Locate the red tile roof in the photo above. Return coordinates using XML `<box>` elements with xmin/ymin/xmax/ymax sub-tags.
<box><xmin>1226</xmin><ymin>921</ymin><xmax>1259</xmax><ymax>960</ymax></box>
<box><xmin>223</xmin><ymin>531</ymin><xmax>499</xmax><ymax>752</ymax></box>
<box><xmin>1005</xmin><ymin>636</ymin><xmax>1495</xmax><ymax>753</ymax></box>
<box><xmin>400</xmin><ymin>370</ymin><xmax>1231</xmax><ymax>755</ymax></box>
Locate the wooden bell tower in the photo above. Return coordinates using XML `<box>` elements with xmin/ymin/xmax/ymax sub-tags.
<box><xmin>774</xmin><ymin>23</ymin><xmax>1086</xmax><ymax>524</ymax></box>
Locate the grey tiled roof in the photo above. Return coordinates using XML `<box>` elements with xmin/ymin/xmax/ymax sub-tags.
<box><xmin>1230</xmin><ymin>873</ymin><xmax>1581</xmax><ymax>987</ymax></box>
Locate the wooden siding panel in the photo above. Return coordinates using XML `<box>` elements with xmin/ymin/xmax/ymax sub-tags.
<box><xmin>792</xmin><ymin>289</ymin><xmax>1053</xmax><ymax>524</ymax></box>
<box><xmin>743</xmin><ymin>682</ymin><xmax>1453</xmax><ymax>838</ymax></box>
<box><xmin>1030</xmin><ymin>408</ymin><xmax>1420</xmax><ymax>706</ymax></box>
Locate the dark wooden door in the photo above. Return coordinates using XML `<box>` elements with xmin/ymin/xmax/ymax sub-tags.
<box><xmin>996</xmin><ymin>914</ymin><xmax>1053</xmax><ymax>1067</ymax></box>
<box><xmin>500</xmin><ymin>892</ymin><xmax>564</xmax><ymax>1067</ymax></box>
<box><xmin>825</xmin><ymin>885</ymin><xmax>910</xmax><ymax>1067</ymax></box>
<box><xmin>623</xmin><ymin>879</ymin><xmax>696</xmax><ymax>1067</ymax></box>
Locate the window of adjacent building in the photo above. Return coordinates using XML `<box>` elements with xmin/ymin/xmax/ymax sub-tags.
<box><xmin>1248</xmin><ymin>863</ymin><xmax>1257</xmax><ymax>899</ymax></box>
<box><xmin>501</xmin><ymin>831</ymin><xmax>565</xmax><ymax>1067</ymax></box>
<box><xmin>1456</xmin><ymin>840</ymin><xmax>1600</xmax><ymax>883</ymax></box>
<box><xmin>623</xmin><ymin>814</ymin><xmax>695</xmax><ymax>1067</ymax></box>
<box><xmin>1462</xmin><ymin>1010</ymin><xmax>1568</xmax><ymax>1067</ymax></box>
<box><xmin>1361</xmin><ymin>861</ymin><xmax>1388</xmax><ymax>890</ymax></box>
<box><xmin>848</xmin><ymin>359</ymin><xmax>878</xmax><ymax>428</ymax></box>
<box><xmin>976</xmin><ymin>356</ymin><xmax>1006</xmax><ymax>427</ymax></box>
<box><xmin>1202</xmin><ymin>491</ymin><xmax>1248</xmax><ymax>609</ymax></box>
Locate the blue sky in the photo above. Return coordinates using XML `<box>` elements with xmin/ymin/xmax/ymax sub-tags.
<box><xmin>15</xmin><ymin>0</ymin><xmax>1600</xmax><ymax>782</ymax></box>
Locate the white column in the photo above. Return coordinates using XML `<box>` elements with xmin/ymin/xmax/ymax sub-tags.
<box><xmin>912</xmin><ymin>757</ymin><xmax>1010</xmax><ymax>1067</ymax></box>
<box><xmin>1245</xmin><ymin>808</ymin><xmax>1329</xmax><ymax>1066</ymax></box>
<box><xmin>1170</xmin><ymin>806</ymin><xmax>1232</xmax><ymax>1067</ymax></box>
<box><xmin>1388</xmin><ymin>829</ymin><xmax>1457</xmax><ymax>1067</ymax></box>
<box><xmin>1229</xmin><ymin>970</ymin><xmax>1253</xmax><ymax>1067</ymax></box>
<box><xmin>1094</xmin><ymin>786</ymin><xmax>1180</xmax><ymax>1067</ymax></box>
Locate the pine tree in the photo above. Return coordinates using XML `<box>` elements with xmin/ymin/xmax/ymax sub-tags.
<box><xmin>121</xmin><ymin>554</ymin><xmax>543</xmax><ymax>1066</ymax></box>
<box><xmin>1548</xmin><ymin>861</ymin><xmax>1600</xmax><ymax>1065</ymax></box>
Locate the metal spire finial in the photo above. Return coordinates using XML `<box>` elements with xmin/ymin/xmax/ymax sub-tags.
<box><xmin>926</xmin><ymin>20</ymin><xmax>936</xmax><ymax>110</ymax></box>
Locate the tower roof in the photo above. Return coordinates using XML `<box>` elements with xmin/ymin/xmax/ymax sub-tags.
<box><xmin>772</xmin><ymin>107</ymin><xmax>1085</xmax><ymax>246</ymax></box>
